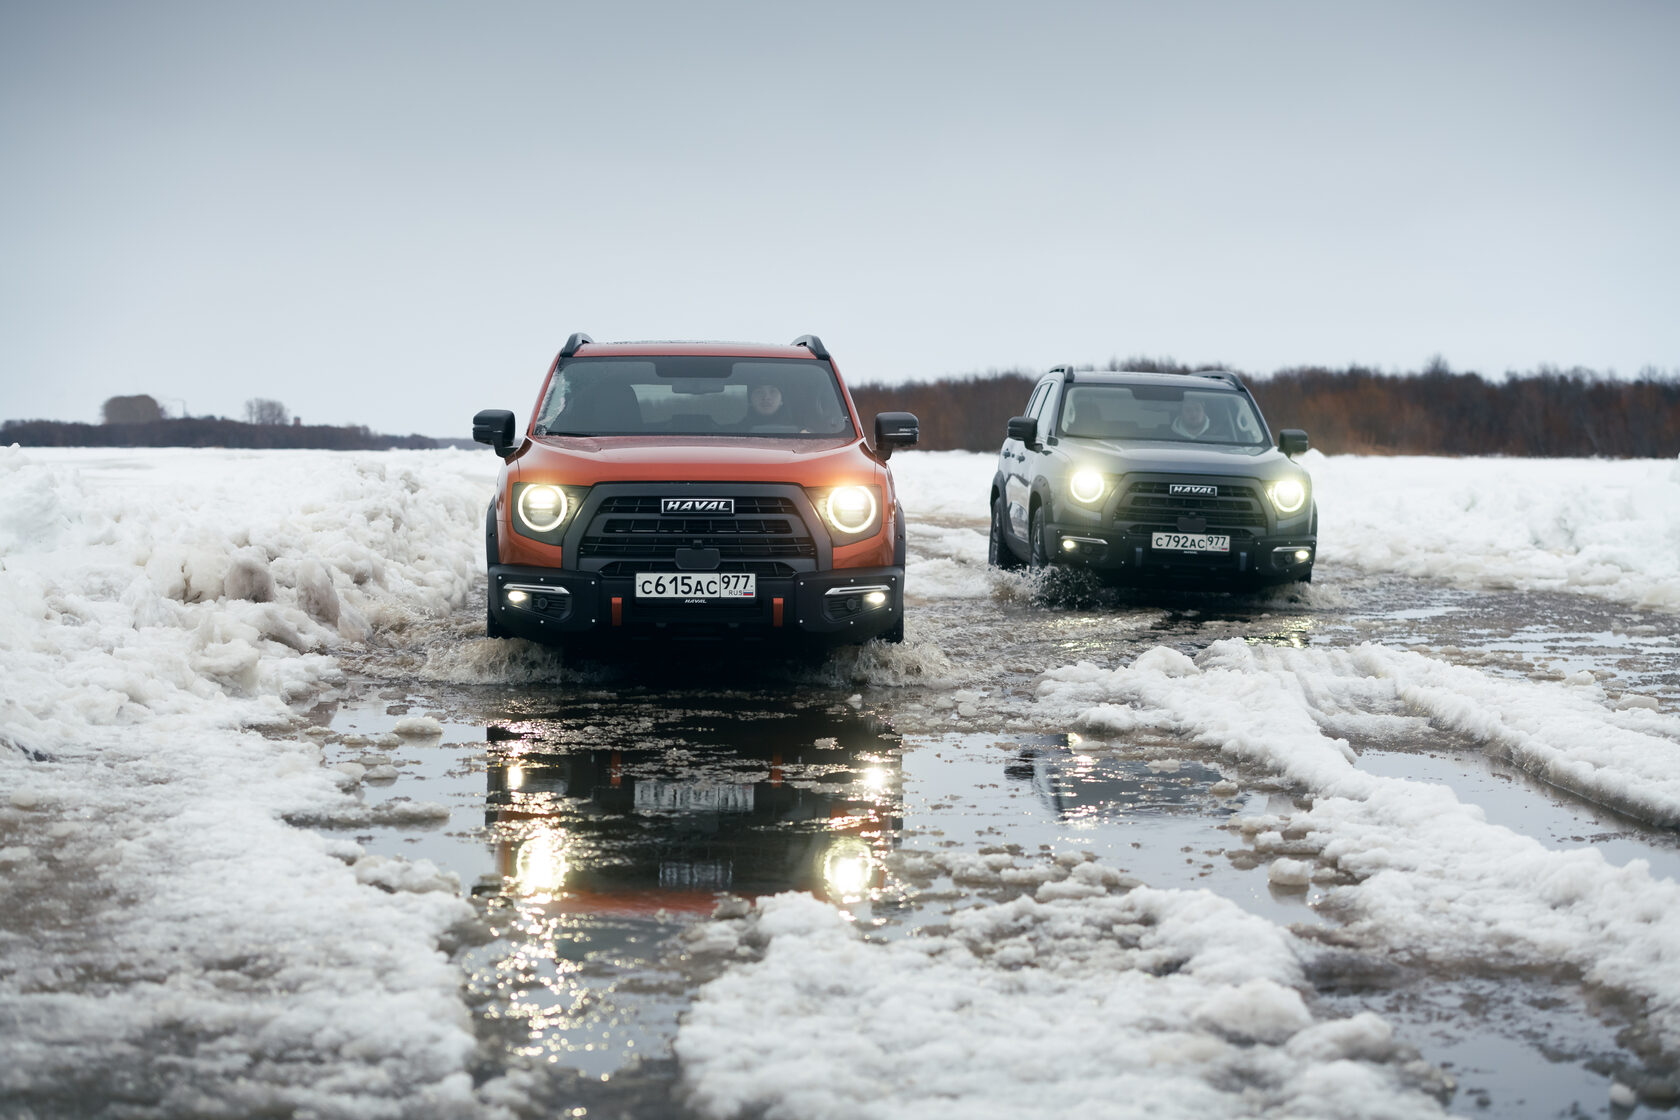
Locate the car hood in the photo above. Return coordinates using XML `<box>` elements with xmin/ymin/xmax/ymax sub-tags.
<box><xmin>1067</xmin><ymin>440</ymin><xmax>1307</xmax><ymax>478</ymax></box>
<box><xmin>514</xmin><ymin>434</ymin><xmax>886</xmax><ymax>487</ymax></box>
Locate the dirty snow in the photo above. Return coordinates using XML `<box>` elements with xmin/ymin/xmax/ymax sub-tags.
<box><xmin>678</xmin><ymin>887</ymin><xmax>1449</xmax><ymax>1120</ymax></box>
<box><xmin>0</xmin><ymin>447</ymin><xmax>506</xmax><ymax>1117</ymax></box>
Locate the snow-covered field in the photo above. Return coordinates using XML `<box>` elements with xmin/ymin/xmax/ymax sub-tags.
<box><xmin>2</xmin><ymin>445</ymin><xmax>1678</xmax><ymax>1118</ymax></box>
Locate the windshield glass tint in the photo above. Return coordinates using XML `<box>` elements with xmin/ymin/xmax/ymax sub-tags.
<box><xmin>1059</xmin><ymin>385</ymin><xmax>1268</xmax><ymax>447</ymax></box>
<box><xmin>535</xmin><ymin>357</ymin><xmax>855</xmax><ymax>438</ymax></box>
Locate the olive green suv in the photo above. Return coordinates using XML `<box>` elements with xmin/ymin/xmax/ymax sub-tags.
<box><xmin>987</xmin><ymin>368</ymin><xmax>1316</xmax><ymax>585</ymax></box>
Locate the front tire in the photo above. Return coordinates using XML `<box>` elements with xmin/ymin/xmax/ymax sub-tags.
<box><xmin>989</xmin><ymin>494</ymin><xmax>1022</xmax><ymax>570</ymax></box>
<box><xmin>1028</xmin><ymin>505</ymin><xmax>1052</xmax><ymax>569</ymax></box>
<box><xmin>484</xmin><ymin>501</ymin><xmax>507</xmax><ymax>639</ymax></box>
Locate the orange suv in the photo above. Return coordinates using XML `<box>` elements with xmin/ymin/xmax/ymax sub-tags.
<box><xmin>472</xmin><ymin>334</ymin><xmax>918</xmax><ymax>646</ymax></box>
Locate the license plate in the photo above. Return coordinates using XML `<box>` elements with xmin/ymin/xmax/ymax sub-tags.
<box><xmin>1151</xmin><ymin>532</ymin><xmax>1231</xmax><ymax>553</ymax></box>
<box><xmin>635</xmin><ymin>782</ymin><xmax>755</xmax><ymax>814</ymax></box>
<box><xmin>634</xmin><ymin>572</ymin><xmax>756</xmax><ymax>599</ymax></box>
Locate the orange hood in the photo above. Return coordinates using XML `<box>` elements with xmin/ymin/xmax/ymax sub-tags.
<box><xmin>512</xmin><ymin>434</ymin><xmax>889</xmax><ymax>489</ymax></box>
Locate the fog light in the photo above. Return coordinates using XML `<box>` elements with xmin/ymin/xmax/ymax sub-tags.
<box><xmin>864</xmin><ymin>591</ymin><xmax>887</xmax><ymax>607</ymax></box>
<box><xmin>506</xmin><ymin>589</ymin><xmax>529</xmax><ymax>604</ymax></box>
<box><xmin>1062</xmin><ymin>538</ymin><xmax>1078</xmax><ymax>552</ymax></box>
<box><xmin>1293</xmin><ymin>549</ymin><xmax>1311</xmax><ymax>563</ymax></box>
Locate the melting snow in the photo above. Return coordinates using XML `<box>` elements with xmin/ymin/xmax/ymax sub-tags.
<box><xmin>2</xmin><ymin>444</ymin><xmax>1677</xmax><ymax>1117</ymax></box>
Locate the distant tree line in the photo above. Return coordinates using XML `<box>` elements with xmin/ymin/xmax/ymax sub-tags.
<box><xmin>3</xmin><ymin>395</ymin><xmax>444</xmax><ymax>449</ymax></box>
<box><xmin>850</xmin><ymin>361</ymin><xmax>1680</xmax><ymax>457</ymax></box>
<box><xmin>1</xmin><ymin>416</ymin><xmax>444</xmax><ymax>450</ymax></box>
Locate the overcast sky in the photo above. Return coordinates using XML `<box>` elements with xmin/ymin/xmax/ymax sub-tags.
<box><xmin>3</xmin><ymin>1</ymin><xmax>1675</xmax><ymax>437</ymax></box>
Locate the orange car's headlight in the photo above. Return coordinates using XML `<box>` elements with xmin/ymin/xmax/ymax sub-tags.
<box><xmin>807</xmin><ymin>485</ymin><xmax>882</xmax><ymax>541</ymax></box>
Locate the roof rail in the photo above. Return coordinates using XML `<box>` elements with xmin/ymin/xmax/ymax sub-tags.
<box><xmin>560</xmin><ymin>332</ymin><xmax>594</xmax><ymax>359</ymax></box>
<box><xmin>791</xmin><ymin>334</ymin><xmax>830</xmax><ymax>360</ymax></box>
<box><xmin>1048</xmin><ymin>364</ymin><xmax>1076</xmax><ymax>382</ymax></box>
<box><xmin>1190</xmin><ymin>370</ymin><xmax>1244</xmax><ymax>389</ymax></box>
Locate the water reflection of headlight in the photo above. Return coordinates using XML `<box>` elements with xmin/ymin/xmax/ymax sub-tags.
<box><xmin>860</xmin><ymin>766</ymin><xmax>891</xmax><ymax>795</ymax></box>
<box><xmin>512</xmin><ymin>830</ymin><xmax>569</xmax><ymax>897</ymax></box>
<box><xmin>506</xmin><ymin>763</ymin><xmax>525</xmax><ymax>791</ymax></box>
<box><xmin>822</xmin><ymin>836</ymin><xmax>875</xmax><ymax>900</ymax></box>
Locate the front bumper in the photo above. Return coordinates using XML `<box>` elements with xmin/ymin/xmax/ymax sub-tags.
<box><xmin>1046</xmin><ymin>524</ymin><xmax>1315</xmax><ymax>582</ymax></box>
<box><xmin>1044</xmin><ymin>472</ymin><xmax>1316</xmax><ymax>583</ymax></box>
<box><xmin>489</xmin><ymin>563</ymin><xmax>904</xmax><ymax>643</ymax></box>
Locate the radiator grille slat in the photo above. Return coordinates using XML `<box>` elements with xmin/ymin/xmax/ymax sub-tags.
<box><xmin>578</xmin><ymin>493</ymin><xmax>818</xmax><ymax>562</ymax></box>
<box><xmin>1116</xmin><ymin>482</ymin><xmax>1268</xmax><ymax>529</ymax></box>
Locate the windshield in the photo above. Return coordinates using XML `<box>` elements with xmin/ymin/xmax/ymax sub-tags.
<box><xmin>534</xmin><ymin>356</ymin><xmax>856</xmax><ymax>438</ymax></box>
<box><xmin>1059</xmin><ymin>385</ymin><xmax>1268</xmax><ymax>447</ymax></box>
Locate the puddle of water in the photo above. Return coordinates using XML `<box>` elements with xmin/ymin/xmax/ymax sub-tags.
<box><xmin>328</xmin><ymin>690</ymin><xmax>907</xmax><ymax>1084</ymax></box>
<box><xmin>897</xmin><ymin>732</ymin><xmax>1330</xmax><ymax>930</ymax></box>
<box><xmin>1316</xmin><ymin>973</ymin><xmax>1659</xmax><ymax>1120</ymax></box>
<box><xmin>1358</xmin><ymin>748</ymin><xmax>1680</xmax><ymax>883</ymax></box>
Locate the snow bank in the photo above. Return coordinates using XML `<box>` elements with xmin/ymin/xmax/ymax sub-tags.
<box><xmin>1312</xmin><ymin>453</ymin><xmax>1680</xmax><ymax>610</ymax></box>
<box><xmin>1032</xmin><ymin>639</ymin><xmax>1680</xmax><ymax>1046</ymax></box>
<box><xmin>0</xmin><ymin>447</ymin><xmax>510</xmax><ymax>1116</ymax></box>
<box><xmin>678</xmin><ymin>881</ymin><xmax>1448</xmax><ymax>1120</ymax></box>
<box><xmin>886</xmin><ymin>450</ymin><xmax>1680</xmax><ymax>611</ymax></box>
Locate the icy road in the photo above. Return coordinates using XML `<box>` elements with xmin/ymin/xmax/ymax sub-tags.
<box><xmin>2</xmin><ymin>446</ymin><xmax>1679</xmax><ymax>1120</ymax></box>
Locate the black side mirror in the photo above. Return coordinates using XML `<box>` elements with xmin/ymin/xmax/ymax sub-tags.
<box><xmin>1007</xmin><ymin>415</ymin><xmax>1038</xmax><ymax>446</ymax></box>
<box><xmin>1277</xmin><ymin>429</ymin><xmax>1310</xmax><ymax>458</ymax></box>
<box><xmin>473</xmin><ymin>409</ymin><xmax>518</xmax><ymax>458</ymax></box>
<box><xmin>873</xmin><ymin>412</ymin><xmax>919</xmax><ymax>461</ymax></box>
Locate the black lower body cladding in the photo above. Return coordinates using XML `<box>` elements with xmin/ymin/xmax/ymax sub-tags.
<box><xmin>1040</xmin><ymin>528</ymin><xmax>1315</xmax><ymax>586</ymax></box>
<box><xmin>487</xmin><ymin>563</ymin><xmax>905</xmax><ymax>644</ymax></box>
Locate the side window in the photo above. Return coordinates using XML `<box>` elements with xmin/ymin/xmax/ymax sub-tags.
<box><xmin>1035</xmin><ymin>382</ymin><xmax>1061</xmax><ymax>444</ymax></box>
<box><xmin>1015</xmin><ymin>383</ymin><xmax>1049</xmax><ymax>442</ymax></box>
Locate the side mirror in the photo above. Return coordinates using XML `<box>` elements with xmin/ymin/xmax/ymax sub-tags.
<box><xmin>473</xmin><ymin>409</ymin><xmax>518</xmax><ymax>458</ymax></box>
<box><xmin>1277</xmin><ymin>429</ymin><xmax>1310</xmax><ymax>458</ymax></box>
<box><xmin>873</xmin><ymin>411</ymin><xmax>919</xmax><ymax>461</ymax></box>
<box><xmin>1006</xmin><ymin>415</ymin><xmax>1038</xmax><ymax>446</ymax></box>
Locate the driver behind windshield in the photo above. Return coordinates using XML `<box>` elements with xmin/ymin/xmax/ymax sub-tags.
<box><xmin>1172</xmin><ymin>397</ymin><xmax>1211</xmax><ymax>439</ymax></box>
<box><xmin>1169</xmin><ymin>394</ymin><xmax>1234</xmax><ymax>441</ymax></box>
<box><xmin>747</xmin><ymin>381</ymin><xmax>790</xmax><ymax>424</ymax></box>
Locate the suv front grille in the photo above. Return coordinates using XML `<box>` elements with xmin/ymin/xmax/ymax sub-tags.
<box><xmin>595</xmin><ymin>560</ymin><xmax>801</xmax><ymax>578</ymax></box>
<box><xmin>1116</xmin><ymin>482</ymin><xmax>1267</xmax><ymax>529</ymax></box>
<box><xmin>578</xmin><ymin>494</ymin><xmax>818</xmax><ymax>563</ymax></box>
<box><xmin>595</xmin><ymin>496</ymin><xmax>797</xmax><ymax>516</ymax></box>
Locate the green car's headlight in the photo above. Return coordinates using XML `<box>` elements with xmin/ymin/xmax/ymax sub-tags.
<box><xmin>1267</xmin><ymin>478</ymin><xmax>1307</xmax><ymax>515</ymax></box>
<box><xmin>1069</xmin><ymin>469</ymin><xmax>1106</xmax><ymax>505</ymax></box>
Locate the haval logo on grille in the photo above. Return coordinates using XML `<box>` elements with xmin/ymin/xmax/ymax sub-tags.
<box><xmin>661</xmin><ymin>498</ymin><xmax>734</xmax><ymax>515</ymax></box>
<box><xmin>1169</xmin><ymin>484</ymin><xmax>1217</xmax><ymax>496</ymax></box>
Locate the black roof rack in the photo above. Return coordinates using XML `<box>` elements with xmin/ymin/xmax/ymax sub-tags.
<box><xmin>1189</xmin><ymin>370</ymin><xmax>1244</xmax><ymax>389</ymax></box>
<box><xmin>791</xmin><ymin>334</ymin><xmax>830</xmax><ymax>360</ymax></box>
<box><xmin>560</xmin><ymin>332</ymin><xmax>594</xmax><ymax>358</ymax></box>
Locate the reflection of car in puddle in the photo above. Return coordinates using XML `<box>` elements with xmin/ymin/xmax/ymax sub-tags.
<box><xmin>481</xmin><ymin>701</ymin><xmax>903</xmax><ymax>914</ymax></box>
<box><xmin>1005</xmin><ymin>735</ymin><xmax>1226</xmax><ymax>823</ymax></box>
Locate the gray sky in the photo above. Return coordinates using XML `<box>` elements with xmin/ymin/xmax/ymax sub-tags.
<box><xmin>3</xmin><ymin>1</ymin><xmax>1676</xmax><ymax>437</ymax></box>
